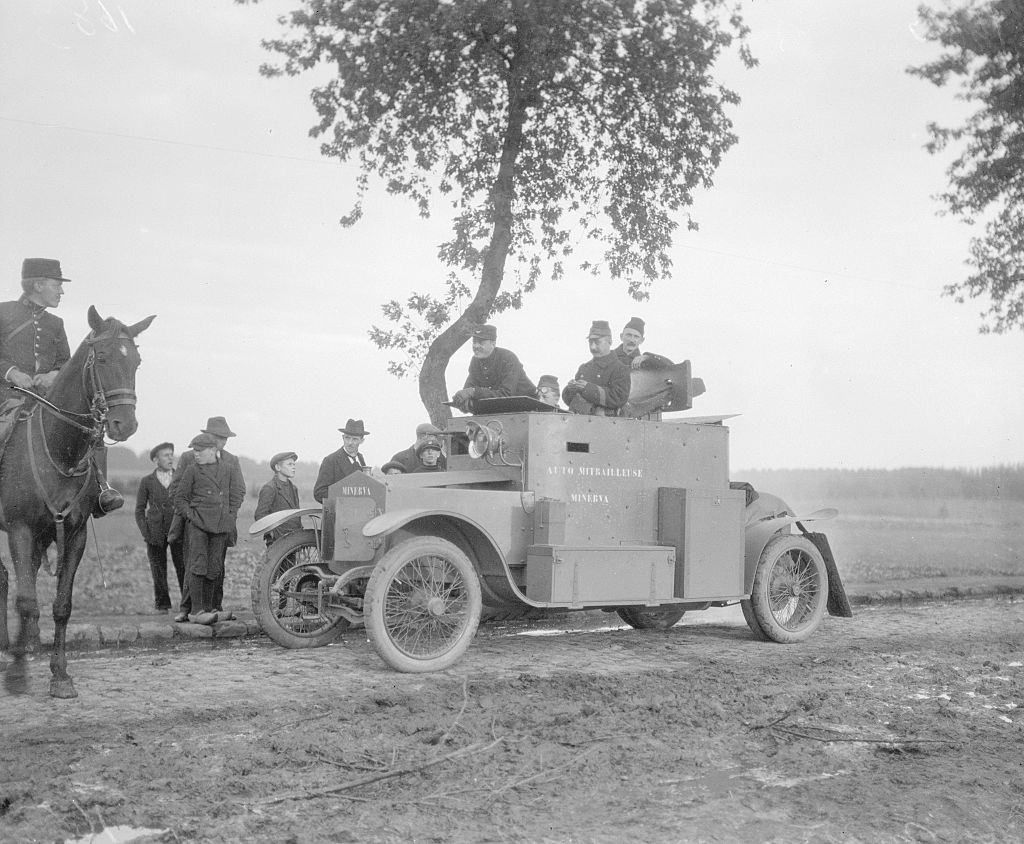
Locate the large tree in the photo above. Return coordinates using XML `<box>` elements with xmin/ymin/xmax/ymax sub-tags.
<box><xmin>909</xmin><ymin>0</ymin><xmax>1024</xmax><ymax>333</ymax></box>
<box><xmin>244</xmin><ymin>0</ymin><xmax>754</xmax><ymax>420</ymax></box>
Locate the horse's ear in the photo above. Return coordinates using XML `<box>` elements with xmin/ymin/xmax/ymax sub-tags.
<box><xmin>125</xmin><ymin>314</ymin><xmax>156</xmax><ymax>338</ymax></box>
<box><xmin>87</xmin><ymin>306</ymin><xmax>104</xmax><ymax>332</ymax></box>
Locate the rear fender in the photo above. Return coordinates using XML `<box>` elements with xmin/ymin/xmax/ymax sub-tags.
<box><xmin>249</xmin><ymin>507</ymin><xmax>322</xmax><ymax>536</ymax></box>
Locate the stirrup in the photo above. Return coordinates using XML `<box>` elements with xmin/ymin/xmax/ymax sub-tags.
<box><xmin>97</xmin><ymin>485</ymin><xmax>124</xmax><ymax>514</ymax></box>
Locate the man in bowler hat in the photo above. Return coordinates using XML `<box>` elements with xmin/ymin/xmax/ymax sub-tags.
<box><xmin>389</xmin><ymin>422</ymin><xmax>447</xmax><ymax>473</ymax></box>
<box><xmin>135</xmin><ymin>442</ymin><xmax>185</xmax><ymax>612</ymax></box>
<box><xmin>614</xmin><ymin>317</ymin><xmax>673</xmax><ymax>370</ymax></box>
<box><xmin>562</xmin><ymin>321</ymin><xmax>631</xmax><ymax>416</ymax></box>
<box><xmin>254</xmin><ymin>451</ymin><xmax>302</xmax><ymax>546</ymax></box>
<box><xmin>314</xmin><ymin>419</ymin><xmax>370</xmax><ymax>502</ymax></box>
<box><xmin>451</xmin><ymin>324</ymin><xmax>535</xmax><ymax>413</ymax></box>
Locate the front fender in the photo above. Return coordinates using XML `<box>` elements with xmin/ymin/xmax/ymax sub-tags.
<box><xmin>362</xmin><ymin>507</ymin><xmax>501</xmax><ymax>552</ymax></box>
<box><xmin>249</xmin><ymin>507</ymin><xmax>322</xmax><ymax>536</ymax></box>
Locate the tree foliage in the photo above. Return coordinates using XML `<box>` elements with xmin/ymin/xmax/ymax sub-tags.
<box><xmin>909</xmin><ymin>0</ymin><xmax>1024</xmax><ymax>333</ymax></box>
<box><xmin>242</xmin><ymin>0</ymin><xmax>754</xmax><ymax>420</ymax></box>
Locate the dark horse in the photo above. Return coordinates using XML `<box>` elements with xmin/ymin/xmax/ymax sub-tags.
<box><xmin>0</xmin><ymin>306</ymin><xmax>154</xmax><ymax>698</ymax></box>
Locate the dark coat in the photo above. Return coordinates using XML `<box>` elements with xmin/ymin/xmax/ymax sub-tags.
<box><xmin>314</xmin><ymin>448</ymin><xmax>366</xmax><ymax>503</ymax></box>
<box><xmin>562</xmin><ymin>353</ymin><xmax>631</xmax><ymax>415</ymax></box>
<box><xmin>168</xmin><ymin>447</ymin><xmax>245</xmax><ymax>543</ymax></box>
<box><xmin>464</xmin><ymin>347</ymin><xmax>535</xmax><ymax>400</ymax></box>
<box><xmin>173</xmin><ymin>458</ymin><xmax>245</xmax><ymax>535</ymax></box>
<box><xmin>390</xmin><ymin>443</ymin><xmax>447</xmax><ymax>473</ymax></box>
<box><xmin>135</xmin><ymin>470</ymin><xmax>176</xmax><ymax>546</ymax></box>
<box><xmin>613</xmin><ymin>344</ymin><xmax>673</xmax><ymax>370</ymax></box>
<box><xmin>254</xmin><ymin>476</ymin><xmax>302</xmax><ymax>544</ymax></box>
<box><xmin>0</xmin><ymin>296</ymin><xmax>70</xmax><ymax>381</ymax></box>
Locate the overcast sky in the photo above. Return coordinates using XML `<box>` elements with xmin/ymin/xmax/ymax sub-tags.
<box><xmin>1</xmin><ymin>0</ymin><xmax>1021</xmax><ymax>474</ymax></box>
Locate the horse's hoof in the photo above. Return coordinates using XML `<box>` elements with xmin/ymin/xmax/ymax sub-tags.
<box><xmin>49</xmin><ymin>677</ymin><xmax>78</xmax><ymax>699</ymax></box>
<box><xmin>3</xmin><ymin>658</ymin><xmax>29</xmax><ymax>695</ymax></box>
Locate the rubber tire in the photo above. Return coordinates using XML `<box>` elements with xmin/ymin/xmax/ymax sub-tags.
<box><xmin>364</xmin><ymin>536</ymin><xmax>482</xmax><ymax>673</ymax></box>
<box><xmin>616</xmin><ymin>606</ymin><xmax>686</xmax><ymax>630</ymax></box>
<box><xmin>748</xmin><ymin>533</ymin><xmax>828</xmax><ymax>643</ymax></box>
<box><xmin>740</xmin><ymin>598</ymin><xmax>770</xmax><ymax>641</ymax></box>
<box><xmin>251</xmin><ymin>529</ymin><xmax>349</xmax><ymax>649</ymax></box>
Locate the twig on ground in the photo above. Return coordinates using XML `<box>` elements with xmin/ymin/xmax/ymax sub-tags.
<box><xmin>749</xmin><ymin>707</ymin><xmax>800</xmax><ymax>731</ymax></box>
<box><xmin>492</xmin><ymin>746</ymin><xmax>598</xmax><ymax>796</ymax></box>
<box><xmin>273</xmin><ymin>710</ymin><xmax>338</xmax><ymax>731</ymax></box>
<box><xmin>255</xmin><ymin>736</ymin><xmax>506</xmax><ymax>806</ymax></box>
<box><xmin>70</xmin><ymin>799</ymin><xmax>94</xmax><ymax>834</ymax></box>
<box><xmin>434</xmin><ymin>676</ymin><xmax>469</xmax><ymax>747</ymax></box>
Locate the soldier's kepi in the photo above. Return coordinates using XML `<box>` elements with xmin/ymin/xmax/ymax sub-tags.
<box><xmin>451</xmin><ymin>324</ymin><xmax>536</xmax><ymax>414</ymax></box>
<box><xmin>562</xmin><ymin>320</ymin><xmax>631</xmax><ymax>416</ymax></box>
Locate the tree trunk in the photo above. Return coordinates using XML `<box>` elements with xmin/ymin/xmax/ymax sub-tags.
<box><xmin>418</xmin><ymin>91</ymin><xmax>528</xmax><ymax>427</ymax></box>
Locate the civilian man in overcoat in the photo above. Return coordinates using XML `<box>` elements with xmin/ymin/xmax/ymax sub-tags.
<box><xmin>451</xmin><ymin>324</ymin><xmax>535</xmax><ymax>413</ymax></box>
<box><xmin>314</xmin><ymin>419</ymin><xmax>370</xmax><ymax>503</ymax></box>
<box><xmin>562</xmin><ymin>320</ymin><xmax>632</xmax><ymax>416</ymax></box>
<box><xmin>254</xmin><ymin>450</ymin><xmax>302</xmax><ymax>546</ymax></box>
<box><xmin>134</xmin><ymin>441</ymin><xmax>184</xmax><ymax>612</ymax></box>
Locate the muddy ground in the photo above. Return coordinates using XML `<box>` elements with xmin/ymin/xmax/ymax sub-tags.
<box><xmin>1</xmin><ymin>598</ymin><xmax>1022</xmax><ymax>843</ymax></box>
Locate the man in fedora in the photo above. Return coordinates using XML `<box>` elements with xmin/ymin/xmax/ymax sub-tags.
<box><xmin>389</xmin><ymin>422</ymin><xmax>447</xmax><ymax>473</ymax></box>
<box><xmin>614</xmin><ymin>317</ymin><xmax>673</xmax><ymax>371</ymax></box>
<box><xmin>451</xmin><ymin>324</ymin><xmax>535</xmax><ymax>414</ymax></box>
<box><xmin>562</xmin><ymin>320</ymin><xmax>631</xmax><ymax>416</ymax></box>
<box><xmin>169</xmin><ymin>416</ymin><xmax>245</xmax><ymax>621</ymax></box>
<box><xmin>254</xmin><ymin>450</ymin><xmax>302</xmax><ymax>546</ymax></box>
<box><xmin>0</xmin><ymin>258</ymin><xmax>71</xmax><ymax>398</ymax></box>
<box><xmin>134</xmin><ymin>441</ymin><xmax>185</xmax><ymax>612</ymax></box>
<box><xmin>314</xmin><ymin>419</ymin><xmax>370</xmax><ymax>502</ymax></box>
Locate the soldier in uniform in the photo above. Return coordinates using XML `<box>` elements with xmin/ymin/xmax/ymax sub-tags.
<box><xmin>389</xmin><ymin>422</ymin><xmax>447</xmax><ymax>472</ymax></box>
<box><xmin>451</xmin><ymin>324</ymin><xmax>535</xmax><ymax>413</ymax></box>
<box><xmin>173</xmin><ymin>433</ymin><xmax>244</xmax><ymax>625</ymax></box>
<box><xmin>410</xmin><ymin>438</ymin><xmax>444</xmax><ymax>473</ymax></box>
<box><xmin>562</xmin><ymin>320</ymin><xmax>631</xmax><ymax>416</ymax></box>
<box><xmin>254</xmin><ymin>451</ymin><xmax>302</xmax><ymax>546</ymax></box>
<box><xmin>134</xmin><ymin>442</ymin><xmax>184</xmax><ymax>613</ymax></box>
<box><xmin>314</xmin><ymin>419</ymin><xmax>370</xmax><ymax>502</ymax></box>
<box><xmin>613</xmin><ymin>316</ymin><xmax>673</xmax><ymax>370</ymax></box>
<box><xmin>536</xmin><ymin>374</ymin><xmax>561</xmax><ymax>408</ymax></box>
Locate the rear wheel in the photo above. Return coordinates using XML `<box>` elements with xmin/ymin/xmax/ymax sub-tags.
<box><xmin>251</xmin><ymin>529</ymin><xmax>349</xmax><ymax>649</ymax></box>
<box><xmin>616</xmin><ymin>606</ymin><xmax>686</xmax><ymax>630</ymax></box>
<box><xmin>364</xmin><ymin>536</ymin><xmax>482</xmax><ymax>672</ymax></box>
<box><xmin>747</xmin><ymin>534</ymin><xmax>828</xmax><ymax>643</ymax></box>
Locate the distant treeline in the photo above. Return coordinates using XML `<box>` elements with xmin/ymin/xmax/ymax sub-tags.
<box><xmin>735</xmin><ymin>465</ymin><xmax>1024</xmax><ymax>502</ymax></box>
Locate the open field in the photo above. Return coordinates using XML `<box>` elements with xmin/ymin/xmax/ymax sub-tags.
<box><xmin>13</xmin><ymin>495</ymin><xmax>1023</xmax><ymax>618</ymax></box>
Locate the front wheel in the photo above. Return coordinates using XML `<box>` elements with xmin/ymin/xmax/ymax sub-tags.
<box><xmin>746</xmin><ymin>534</ymin><xmax>828</xmax><ymax>643</ymax></box>
<box><xmin>251</xmin><ymin>529</ymin><xmax>349</xmax><ymax>649</ymax></box>
<box><xmin>616</xmin><ymin>606</ymin><xmax>686</xmax><ymax>630</ymax></box>
<box><xmin>364</xmin><ymin>536</ymin><xmax>482</xmax><ymax>672</ymax></box>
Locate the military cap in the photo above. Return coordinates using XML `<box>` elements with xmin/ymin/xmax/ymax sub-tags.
<box><xmin>381</xmin><ymin>460</ymin><xmax>407</xmax><ymax>474</ymax></box>
<box><xmin>623</xmin><ymin>316</ymin><xmax>645</xmax><ymax>336</ymax></box>
<box><xmin>270</xmin><ymin>451</ymin><xmax>298</xmax><ymax>470</ymax></box>
<box><xmin>149</xmin><ymin>441</ymin><xmax>174</xmax><ymax>461</ymax></box>
<box><xmin>468</xmin><ymin>324</ymin><xmax>497</xmax><ymax>341</ymax></box>
<box><xmin>189</xmin><ymin>433</ymin><xmax>219</xmax><ymax>450</ymax></box>
<box><xmin>415</xmin><ymin>437</ymin><xmax>443</xmax><ymax>456</ymax></box>
<box><xmin>202</xmin><ymin>416</ymin><xmax>236</xmax><ymax>438</ymax></box>
<box><xmin>416</xmin><ymin>422</ymin><xmax>441</xmax><ymax>437</ymax></box>
<box><xmin>22</xmin><ymin>258</ymin><xmax>71</xmax><ymax>282</ymax></box>
<box><xmin>586</xmin><ymin>320</ymin><xmax>612</xmax><ymax>339</ymax></box>
<box><xmin>537</xmin><ymin>374</ymin><xmax>559</xmax><ymax>392</ymax></box>
<box><xmin>339</xmin><ymin>419</ymin><xmax>369</xmax><ymax>437</ymax></box>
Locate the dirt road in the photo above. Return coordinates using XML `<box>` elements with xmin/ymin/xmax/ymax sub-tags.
<box><xmin>2</xmin><ymin>598</ymin><xmax>1022</xmax><ymax>843</ymax></box>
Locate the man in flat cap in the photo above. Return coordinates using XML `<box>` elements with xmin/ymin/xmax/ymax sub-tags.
<box><xmin>411</xmin><ymin>438</ymin><xmax>444</xmax><ymax>472</ymax></box>
<box><xmin>614</xmin><ymin>317</ymin><xmax>673</xmax><ymax>371</ymax></box>
<box><xmin>254</xmin><ymin>451</ymin><xmax>302</xmax><ymax>547</ymax></box>
<box><xmin>169</xmin><ymin>416</ymin><xmax>245</xmax><ymax>621</ymax></box>
<box><xmin>173</xmin><ymin>433</ymin><xmax>244</xmax><ymax>625</ymax></box>
<box><xmin>0</xmin><ymin>259</ymin><xmax>71</xmax><ymax>398</ymax></box>
<box><xmin>562</xmin><ymin>320</ymin><xmax>631</xmax><ymax>416</ymax></box>
<box><xmin>134</xmin><ymin>442</ymin><xmax>184</xmax><ymax>613</ymax></box>
<box><xmin>314</xmin><ymin>419</ymin><xmax>370</xmax><ymax>502</ymax></box>
<box><xmin>450</xmin><ymin>324</ymin><xmax>535</xmax><ymax>414</ymax></box>
<box><xmin>389</xmin><ymin>422</ymin><xmax>447</xmax><ymax>473</ymax></box>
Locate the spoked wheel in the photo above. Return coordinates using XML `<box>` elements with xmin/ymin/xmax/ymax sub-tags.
<box><xmin>251</xmin><ymin>529</ymin><xmax>349</xmax><ymax>649</ymax></box>
<box><xmin>364</xmin><ymin>536</ymin><xmax>482</xmax><ymax>672</ymax></box>
<box><xmin>616</xmin><ymin>606</ymin><xmax>686</xmax><ymax>630</ymax></box>
<box><xmin>745</xmin><ymin>533</ymin><xmax>828</xmax><ymax>643</ymax></box>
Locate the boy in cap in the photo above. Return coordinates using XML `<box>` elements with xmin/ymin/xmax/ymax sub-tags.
<box><xmin>314</xmin><ymin>419</ymin><xmax>370</xmax><ymax>502</ymax></box>
<box><xmin>254</xmin><ymin>451</ymin><xmax>302</xmax><ymax>546</ymax></box>
<box><xmin>173</xmin><ymin>433</ymin><xmax>245</xmax><ymax>625</ymax></box>
<box><xmin>536</xmin><ymin>375</ymin><xmax>561</xmax><ymax>408</ymax></box>
<box><xmin>614</xmin><ymin>317</ymin><xmax>673</xmax><ymax>370</ymax></box>
<box><xmin>134</xmin><ymin>441</ymin><xmax>184</xmax><ymax>612</ymax></box>
<box><xmin>411</xmin><ymin>438</ymin><xmax>444</xmax><ymax>473</ymax></box>
<box><xmin>562</xmin><ymin>320</ymin><xmax>631</xmax><ymax>416</ymax></box>
<box><xmin>390</xmin><ymin>422</ymin><xmax>447</xmax><ymax>472</ymax></box>
<box><xmin>451</xmin><ymin>324</ymin><xmax>535</xmax><ymax>413</ymax></box>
